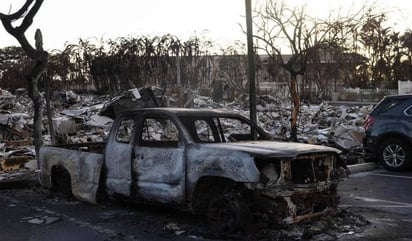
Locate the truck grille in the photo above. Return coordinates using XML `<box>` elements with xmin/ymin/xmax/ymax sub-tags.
<box><xmin>291</xmin><ymin>154</ymin><xmax>335</xmax><ymax>184</ymax></box>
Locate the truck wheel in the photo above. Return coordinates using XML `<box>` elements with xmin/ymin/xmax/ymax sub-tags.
<box><xmin>379</xmin><ymin>139</ymin><xmax>412</xmax><ymax>171</ymax></box>
<box><xmin>248</xmin><ymin>200</ymin><xmax>277</xmax><ymax>229</ymax></box>
<box><xmin>207</xmin><ymin>195</ymin><xmax>248</xmax><ymax>234</ymax></box>
<box><xmin>51</xmin><ymin>166</ymin><xmax>72</xmax><ymax>197</ymax></box>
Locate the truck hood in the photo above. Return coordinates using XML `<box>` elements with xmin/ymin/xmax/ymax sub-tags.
<box><xmin>198</xmin><ymin>141</ymin><xmax>340</xmax><ymax>159</ymax></box>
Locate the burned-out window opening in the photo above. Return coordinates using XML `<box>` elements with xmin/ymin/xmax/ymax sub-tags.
<box><xmin>140</xmin><ymin>117</ymin><xmax>180</xmax><ymax>147</ymax></box>
<box><xmin>179</xmin><ymin>115</ymin><xmax>267</xmax><ymax>143</ymax></box>
<box><xmin>179</xmin><ymin>117</ymin><xmax>221</xmax><ymax>143</ymax></box>
<box><xmin>115</xmin><ymin>119</ymin><xmax>135</xmax><ymax>143</ymax></box>
<box><xmin>217</xmin><ymin>117</ymin><xmax>258</xmax><ymax>142</ymax></box>
<box><xmin>194</xmin><ymin>120</ymin><xmax>216</xmax><ymax>142</ymax></box>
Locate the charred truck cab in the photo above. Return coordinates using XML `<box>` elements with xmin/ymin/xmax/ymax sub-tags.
<box><xmin>39</xmin><ymin>108</ymin><xmax>347</xmax><ymax>233</ymax></box>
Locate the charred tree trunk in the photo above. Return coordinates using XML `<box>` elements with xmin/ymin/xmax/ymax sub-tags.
<box><xmin>290</xmin><ymin>74</ymin><xmax>300</xmax><ymax>142</ymax></box>
<box><xmin>28</xmin><ymin>52</ymin><xmax>47</xmax><ymax>154</ymax></box>
<box><xmin>45</xmin><ymin>74</ymin><xmax>56</xmax><ymax>145</ymax></box>
<box><xmin>0</xmin><ymin>0</ymin><xmax>48</xmax><ymax>166</ymax></box>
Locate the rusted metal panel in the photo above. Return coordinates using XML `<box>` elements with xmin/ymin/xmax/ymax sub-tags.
<box><xmin>38</xmin><ymin>146</ymin><xmax>103</xmax><ymax>204</ymax></box>
<box><xmin>187</xmin><ymin>144</ymin><xmax>261</xmax><ymax>183</ymax></box>
<box><xmin>132</xmin><ymin>146</ymin><xmax>185</xmax><ymax>204</ymax></box>
<box><xmin>104</xmin><ymin>141</ymin><xmax>132</xmax><ymax>198</ymax></box>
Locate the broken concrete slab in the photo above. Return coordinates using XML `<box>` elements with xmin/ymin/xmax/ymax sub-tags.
<box><xmin>347</xmin><ymin>162</ymin><xmax>377</xmax><ymax>173</ymax></box>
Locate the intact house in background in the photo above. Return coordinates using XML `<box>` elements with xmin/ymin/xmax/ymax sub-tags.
<box><xmin>206</xmin><ymin>44</ymin><xmax>368</xmax><ymax>102</ymax></box>
<box><xmin>256</xmin><ymin>45</ymin><xmax>368</xmax><ymax>101</ymax></box>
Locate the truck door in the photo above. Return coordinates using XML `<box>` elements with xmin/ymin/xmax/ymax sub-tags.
<box><xmin>104</xmin><ymin>116</ymin><xmax>135</xmax><ymax>197</ymax></box>
<box><xmin>132</xmin><ymin>114</ymin><xmax>186</xmax><ymax>204</ymax></box>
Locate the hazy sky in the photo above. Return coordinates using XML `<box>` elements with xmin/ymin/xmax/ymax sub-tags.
<box><xmin>0</xmin><ymin>0</ymin><xmax>411</xmax><ymax>51</ymax></box>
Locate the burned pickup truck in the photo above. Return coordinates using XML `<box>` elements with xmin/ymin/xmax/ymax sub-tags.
<box><xmin>38</xmin><ymin>108</ymin><xmax>347</xmax><ymax>232</ymax></box>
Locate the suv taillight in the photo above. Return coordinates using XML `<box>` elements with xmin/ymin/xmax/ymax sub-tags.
<box><xmin>364</xmin><ymin>116</ymin><xmax>375</xmax><ymax>131</ymax></box>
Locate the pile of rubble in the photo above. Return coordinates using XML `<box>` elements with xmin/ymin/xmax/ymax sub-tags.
<box><xmin>0</xmin><ymin>89</ymin><xmax>36</xmax><ymax>182</ymax></box>
<box><xmin>0</xmin><ymin>87</ymin><xmax>373</xmax><ymax>180</ymax></box>
<box><xmin>173</xmin><ymin>208</ymin><xmax>370</xmax><ymax>241</ymax></box>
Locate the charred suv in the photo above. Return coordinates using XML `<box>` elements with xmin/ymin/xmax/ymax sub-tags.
<box><xmin>38</xmin><ymin>108</ymin><xmax>347</xmax><ymax>233</ymax></box>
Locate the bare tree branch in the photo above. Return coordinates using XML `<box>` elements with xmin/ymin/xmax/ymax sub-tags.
<box><xmin>0</xmin><ymin>0</ymin><xmax>48</xmax><ymax>165</ymax></box>
<box><xmin>0</xmin><ymin>0</ymin><xmax>43</xmax><ymax>59</ymax></box>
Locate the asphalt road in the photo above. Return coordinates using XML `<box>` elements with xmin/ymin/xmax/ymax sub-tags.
<box><xmin>1</xmin><ymin>169</ymin><xmax>412</xmax><ymax>241</ymax></box>
<box><xmin>338</xmin><ymin>169</ymin><xmax>412</xmax><ymax>241</ymax></box>
<box><xmin>0</xmin><ymin>181</ymin><xmax>202</xmax><ymax>241</ymax></box>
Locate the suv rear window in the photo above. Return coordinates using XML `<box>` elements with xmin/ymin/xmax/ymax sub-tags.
<box><xmin>372</xmin><ymin>97</ymin><xmax>409</xmax><ymax>114</ymax></box>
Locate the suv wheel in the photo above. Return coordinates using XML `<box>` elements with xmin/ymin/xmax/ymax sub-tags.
<box><xmin>378</xmin><ymin>139</ymin><xmax>411</xmax><ymax>171</ymax></box>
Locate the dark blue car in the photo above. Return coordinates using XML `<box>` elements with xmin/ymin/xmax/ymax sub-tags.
<box><xmin>364</xmin><ymin>94</ymin><xmax>412</xmax><ymax>171</ymax></box>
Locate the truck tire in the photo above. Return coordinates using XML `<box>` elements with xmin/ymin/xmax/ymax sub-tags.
<box><xmin>207</xmin><ymin>195</ymin><xmax>248</xmax><ymax>234</ymax></box>
<box><xmin>379</xmin><ymin>138</ymin><xmax>412</xmax><ymax>171</ymax></box>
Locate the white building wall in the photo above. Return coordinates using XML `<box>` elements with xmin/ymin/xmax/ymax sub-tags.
<box><xmin>399</xmin><ymin>80</ymin><xmax>412</xmax><ymax>94</ymax></box>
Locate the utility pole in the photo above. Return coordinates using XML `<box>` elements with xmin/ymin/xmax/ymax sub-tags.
<box><xmin>245</xmin><ymin>0</ymin><xmax>257</xmax><ymax>139</ymax></box>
